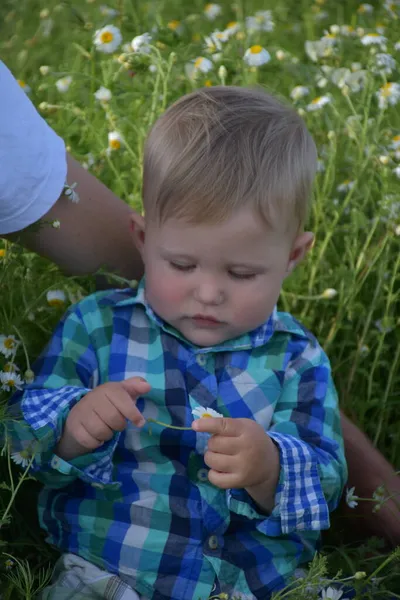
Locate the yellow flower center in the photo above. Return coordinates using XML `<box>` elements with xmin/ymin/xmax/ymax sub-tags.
<box><xmin>8</xmin><ymin>379</ymin><xmax>15</xmax><ymax>388</ymax></box>
<box><xmin>204</xmin><ymin>80</ymin><xmax>213</xmax><ymax>87</ymax></box>
<box><xmin>194</xmin><ymin>57</ymin><xmax>204</xmax><ymax>68</ymax></box>
<box><xmin>215</xmin><ymin>32</ymin><xmax>224</xmax><ymax>39</ymax></box>
<box><xmin>250</xmin><ymin>45</ymin><xmax>263</xmax><ymax>54</ymax></box>
<box><xmin>4</xmin><ymin>363</ymin><xmax>15</xmax><ymax>372</ymax></box>
<box><xmin>202</xmin><ymin>413</ymin><xmax>213</xmax><ymax>418</ymax></box>
<box><xmin>17</xmin><ymin>79</ymin><xmax>26</xmax><ymax>88</ymax></box>
<box><xmin>100</xmin><ymin>31</ymin><xmax>114</xmax><ymax>44</ymax></box>
<box><xmin>342</xmin><ymin>179</ymin><xmax>351</xmax><ymax>185</ymax></box>
<box><xmin>168</xmin><ymin>20</ymin><xmax>180</xmax><ymax>30</ymax></box>
<box><xmin>312</xmin><ymin>96</ymin><xmax>322</xmax><ymax>104</ymax></box>
<box><xmin>393</xmin><ymin>135</ymin><xmax>400</xmax><ymax>142</ymax></box>
<box><xmin>4</xmin><ymin>338</ymin><xmax>16</xmax><ymax>350</ymax></box>
<box><xmin>48</xmin><ymin>298</ymin><xmax>65</xmax><ymax>307</ymax></box>
<box><xmin>0</xmin><ymin>249</ymin><xmax>6</xmax><ymax>258</ymax></box>
<box><xmin>382</xmin><ymin>83</ymin><xmax>393</xmax><ymax>97</ymax></box>
<box><xmin>205</xmin><ymin>3</ymin><xmax>212</xmax><ymax>11</ymax></box>
<box><xmin>367</xmin><ymin>33</ymin><xmax>380</xmax><ymax>38</ymax></box>
<box><xmin>226</xmin><ymin>21</ymin><xmax>237</xmax><ymax>29</ymax></box>
<box><xmin>109</xmin><ymin>139</ymin><xmax>121</xmax><ymax>150</ymax></box>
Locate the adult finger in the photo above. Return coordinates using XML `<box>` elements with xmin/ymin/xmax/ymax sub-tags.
<box><xmin>192</xmin><ymin>417</ymin><xmax>242</xmax><ymax>437</ymax></box>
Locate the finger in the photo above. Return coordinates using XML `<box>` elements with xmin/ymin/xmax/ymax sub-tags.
<box><xmin>70</xmin><ymin>422</ymin><xmax>108</xmax><ymax>451</ymax></box>
<box><xmin>120</xmin><ymin>377</ymin><xmax>151</xmax><ymax>399</ymax></box>
<box><xmin>192</xmin><ymin>417</ymin><xmax>241</xmax><ymax>437</ymax></box>
<box><xmin>93</xmin><ymin>404</ymin><xmax>127</xmax><ymax>432</ymax></box>
<box><xmin>107</xmin><ymin>390</ymin><xmax>146</xmax><ymax>426</ymax></box>
<box><xmin>208</xmin><ymin>469</ymin><xmax>241</xmax><ymax>490</ymax></box>
<box><xmin>83</xmin><ymin>411</ymin><xmax>114</xmax><ymax>442</ymax></box>
<box><xmin>207</xmin><ymin>435</ymin><xmax>238</xmax><ymax>455</ymax></box>
<box><xmin>204</xmin><ymin>450</ymin><xmax>237</xmax><ymax>473</ymax></box>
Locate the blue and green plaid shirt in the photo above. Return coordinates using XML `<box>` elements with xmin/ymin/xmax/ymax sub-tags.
<box><xmin>6</xmin><ymin>280</ymin><xmax>347</xmax><ymax>600</ymax></box>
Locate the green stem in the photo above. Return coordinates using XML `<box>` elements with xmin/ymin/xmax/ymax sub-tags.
<box><xmin>147</xmin><ymin>418</ymin><xmax>193</xmax><ymax>431</ymax></box>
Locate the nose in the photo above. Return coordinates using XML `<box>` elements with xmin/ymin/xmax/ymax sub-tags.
<box><xmin>193</xmin><ymin>277</ymin><xmax>224</xmax><ymax>306</ymax></box>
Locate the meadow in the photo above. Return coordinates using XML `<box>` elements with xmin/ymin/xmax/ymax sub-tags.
<box><xmin>0</xmin><ymin>0</ymin><xmax>400</xmax><ymax>598</ymax></box>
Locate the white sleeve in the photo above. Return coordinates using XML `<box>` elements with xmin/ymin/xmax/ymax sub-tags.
<box><xmin>0</xmin><ymin>61</ymin><xmax>67</xmax><ymax>235</ymax></box>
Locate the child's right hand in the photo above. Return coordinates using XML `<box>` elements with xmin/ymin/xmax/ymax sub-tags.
<box><xmin>55</xmin><ymin>377</ymin><xmax>151</xmax><ymax>461</ymax></box>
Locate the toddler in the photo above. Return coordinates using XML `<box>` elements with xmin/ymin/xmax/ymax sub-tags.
<box><xmin>8</xmin><ymin>86</ymin><xmax>347</xmax><ymax>600</ymax></box>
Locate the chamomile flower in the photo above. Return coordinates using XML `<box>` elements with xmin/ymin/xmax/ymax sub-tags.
<box><xmin>245</xmin><ymin>10</ymin><xmax>274</xmax><ymax>32</ymax></box>
<box><xmin>63</xmin><ymin>182</ymin><xmax>79</xmax><ymax>203</ymax></box>
<box><xmin>374</xmin><ymin>53</ymin><xmax>396</xmax><ymax>75</ymax></box>
<box><xmin>94</xmin><ymin>86</ymin><xmax>112</xmax><ymax>103</ymax></box>
<box><xmin>204</xmin><ymin>33</ymin><xmax>223</xmax><ymax>53</ymax></box>
<box><xmin>186</xmin><ymin>56</ymin><xmax>213</xmax><ymax>79</ymax></box>
<box><xmin>192</xmin><ymin>406</ymin><xmax>223</xmax><ymax>419</ymax></box>
<box><xmin>17</xmin><ymin>79</ymin><xmax>31</xmax><ymax>94</ymax></box>
<box><xmin>204</xmin><ymin>3</ymin><xmax>222</xmax><ymax>20</ymax></box>
<box><xmin>360</xmin><ymin>33</ymin><xmax>387</xmax><ymax>47</ymax></box>
<box><xmin>321</xmin><ymin>587</ymin><xmax>343</xmax><ymax>600</ymax></box>
<box><xmin>321</xmin><ymin>288</ymin><xmax>338</xmax><ymax>299</ymax></box>
<box><xmin>0</xmin><ymin>370</ymin><xmax>24</xmax><ymax>392</ymax></box>
<box><xmin>131</xmin><ymin>32</ymin><xmax>152</xmax><ymax>53</ymax></box>
<box><xmin>55</xmin><ymin>75</ymin><xmax>72</xmax><ymax>93</ymax></box>
<box><xmin>391</xmin><ymin>134</ymin><xmax>400</xmax><ymax>149</ymax></box>
<box><xmin>11</xmin><ymin>447</ymin><xmax>33</xmax><ymax>468</ymax></box>
<box><xmin>243</xmin><ymin>45</ymin><xmax>271</xmax><ymax>67</ymax></box>
<box><xmin>167</xmin><ymin>20</ymin><xmax>183</xmax><ymax>34</ymax></box>
<box><xmin>93</xmin><ymin>24</ymin><xmax>122</xmax><ymax>54</ymax></box>
<box><xmin>46</xmin><ymin>290</ymin><xmax>66</xmax><ymax>307</ymax></box>
<box><xmin>305</xmin><ymin>39</ymin><xmax>334</xmax><ymax>62</ymax></box>
<box><xmin>108</xmin><ymin>130</ymin><xmax>123</xmax><ymax>150</ymax></box>
<box><xmin>290</xmin><ymin>86</ymin><xmax>310</xmax><ymax>101</ymax></box>
<box><xmin>346</xmin><ymin>486</ymin><xmax>359</xmax><ymax>508</ymax></box>
<box><xmin>376</xmin><ymin>82</ymin><xmax>400</xmax><ymax>109</ymax></box>
<box><xmin>306</xmin><ymin>95</ymin><xmax>331</xmax><ymax>111</ymax></box>
<box><xmin>39</xmin><ymin>65</ymin><xmax>50</xmax><ymax>75</ymax></box>
<box><xmin>0</xmin><ymin>335</ymin><xmax>19</xmax><ymax>358</ymax></box>
<box><xmin>337</xmin><ymin>179</ymin><xmax>355</xmax><ymax>192</ymax></box>
<box><xmin>224</xmin><ymin>21</ymin><xmax>240</xmax><ymax>36</ymax></box>
<box><xmin>357</xmin><ymin>3</ymin><xmax>374</xmax><ymax>13</ymax></box>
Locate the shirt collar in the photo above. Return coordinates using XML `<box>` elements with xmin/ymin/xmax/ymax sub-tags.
<box><xmin>100</xmin><ymin>278</ymin><xmax>295</xmax><ymax>352</ymax></box>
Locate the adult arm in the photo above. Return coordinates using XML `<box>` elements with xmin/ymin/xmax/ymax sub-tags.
<box><xmin>3</xmin><ymin>153</ymin><xmax>144</xmax><ymax>280</ymax></box>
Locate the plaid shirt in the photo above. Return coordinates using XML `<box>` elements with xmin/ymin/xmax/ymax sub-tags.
<box><xmin>6</xmin><ymin>280</ymin><xmax>347</xmax><ymax>600</ymax></box>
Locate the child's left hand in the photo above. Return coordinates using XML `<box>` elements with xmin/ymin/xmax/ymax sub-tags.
<box><xmin>192</xmin><ymin>417</ymin><xmax>280</xmax><ymax>492</ymax></box>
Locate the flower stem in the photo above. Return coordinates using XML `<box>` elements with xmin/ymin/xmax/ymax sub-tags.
<box><xmin>146</xmin><ymin>418</ymin><xmax>193</xmax><ymax>431</ymax></box>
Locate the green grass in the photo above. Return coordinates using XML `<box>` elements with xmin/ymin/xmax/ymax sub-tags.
<box><xmin>0</xmin><ymin>0</ymin><xmax>400</xmax><ymax>597</ymax></box>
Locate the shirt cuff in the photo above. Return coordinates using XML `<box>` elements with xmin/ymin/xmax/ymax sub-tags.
<box><xmin>228</xmin><ymin>432</ymin><xmax>330</xmax><ymax>536</ymax></box>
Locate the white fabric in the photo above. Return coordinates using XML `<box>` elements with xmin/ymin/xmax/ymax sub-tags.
<box><xmin>0</xmin><ymin>61</ymin><xmax>67</xmax><ymax>234</ymax></box>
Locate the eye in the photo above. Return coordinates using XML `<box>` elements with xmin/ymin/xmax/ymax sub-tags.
<box><xmin>228</xmin><ymin>271</ymin><xmax>257</xmax><ymax>280</ymax></box>
<box><xmin>170</xmin><ymin>262</ymin><xmax>196</xmax><ymax>272</ymax></box>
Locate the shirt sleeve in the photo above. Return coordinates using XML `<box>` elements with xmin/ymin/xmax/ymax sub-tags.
<box><xmin>0</xmin><ymin>60</ymin><xmax>67</xmax><ymax>235</ymax></box>
<box><xmin>228</xmin><ymin>339</ymin><xmax>347</xmax><ymax>536</ymax></box>
<box><xmin>5</xmin><ymin>300</ymin><xmax>121</xmax><ymax>489</ymax></box>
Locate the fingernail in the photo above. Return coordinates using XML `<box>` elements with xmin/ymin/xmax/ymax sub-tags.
<box><xmin>137</xmin><ymin>418</ymin><xmax>146</xmax><ymax>427</ymax></box>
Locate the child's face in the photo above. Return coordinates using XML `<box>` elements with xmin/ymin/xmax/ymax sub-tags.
<box><xmin>131</xmin><ymin>208</ymin><xmax>313</xmax><ymax>347</ymax></box>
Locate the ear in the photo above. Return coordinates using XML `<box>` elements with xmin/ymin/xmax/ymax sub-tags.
<box><xmin>129</xmin><ymin>212</ymin><xmax>146</xmax><ymax>255</ymax></box>
<box><xmin>286</xmin><ymin>231</ymin><xmax>314</xmax><ymax>276</ymax></box>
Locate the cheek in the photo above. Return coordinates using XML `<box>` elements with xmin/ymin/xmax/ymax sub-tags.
<box><xmin>146</xmin><ymin>267</ymin><xmax>189</xmax><ymax>311</ymax></box>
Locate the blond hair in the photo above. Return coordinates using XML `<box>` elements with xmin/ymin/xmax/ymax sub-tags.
<box><xmin>142</xmin><ymin>86</ymin><xmax>317</xmax><ymax>232</ymax></box>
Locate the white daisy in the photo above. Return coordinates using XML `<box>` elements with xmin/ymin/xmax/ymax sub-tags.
<box><xmin>39</xmin><ymin>65</ymin><xmax>50</xmax><ymax>75</ymax></box>
<box><xmin>306</xmin><ymin>95</ymin><xmax>331</xmax><ymax>111</ymax></box>
<box><xmin>224</xmin><ymin>21</ymin><xmax>240</xmax><ymax>37</ymax></box>
<box><xmin>337</xmin><ymin>179</ymin><xmax>355</xmax><ymax>192</ymax></box>
<box><xmin>375</xmin><ymin>53</ymin><xmax>396</xmax><ymax>75</ymax></box>
<box><xmin>321</xmin><ymin>288</ymin><xmax>338</xmax><ymax>299</ymax></box>
<box><xmin>357</xmin><ymin>3</ymin><xmax>374</xmax><ymax>13</ymax></box>
<box><xmin>131</xmin><ymin>32</ymin><xmax>152</xmax><ymax>54</ymax></box>
<box><xmin>17</xmin><ymin>80</ymin><xmax>31</xmax><ymax>94</ymax></box>
<box><xmin>304</xmin><ymin>39</ymin><xmax>334</xmax><ymax>62</ymax></box>
<box><xmin>46</xmin><ymin>290</ymin><xmax>66</xmax><ymax>307</ymax></box>
<box><xmin>345</xmin><ymin>486</ymin><xmax>359</xmax><ymax>508</ymax></box>
<box><xmin>290</xmin><ymin>86</ymin><xmax>310</xmax><ymax>101</ymax></box>
<box><xmin>204</xmin><ymin>33</ymin><xmax>223</xmax><ymax>53</ymax></box>
<box><xmin>360</xmin><ymin>33</ymin><xmax>387</xmax><ymax>47</ymax></box>
<box><xmin>11</xmin><ymin>448</ymin><xmax>33</xmax><ymax>468</ymax></box>
<box><xmin>192</xmin><ymin>406</ymin><xmax>223</xmax><ymax>419</ymax></box>
<box><xmin>243</xmin><ymin>45</ymin><xmax>271</xmax><ymax>67</ymax></box>
<box><xmin>63</xmin><ymin>181</ymin><xmax>79</xmax><ymax>203</ymax></box>
<box><xmin>376</xmin><ymin>82</ymin><xmax>400</xmax><ymax>109</ymax></box>
<box><xmin>94</xmin><ymin>86</ymin><xmax>112</xmax><ymax>103</ymax></box>
<box><xmin>185</xmin><ymin>56</ymin><xmax>213</xmax><ymax>80</ymax></box>
<box><xmin>108</xmin><ymin>130</ymin><xmax>123</xmax><ymax>150</ymax></box>
<box><xmin>51</xmin><ymin>220</ymin><xmax>61</xmax><ymax>229</ymax></box>
<box><xmin>93</xmin><ymin>25</ymin><xmax>122</xmax><ymax>54</ymax></box>
<box><xmin>0</xmin><ymin>370</ymin><xmax>24</xmax><ymax>392</ymax></box>
<box><xmin>0</xmin><ymin>335</ymin><xmax>19</xmax><ymax>358</ymax></box>
<box><xmin>55</xmin><ymin>76</ymin><xmax>72</xmax><ymax>93</ymax></box>
<box><xmin>245</xmin><ymin>10</ymin><xmax>274</xmax><ymax>32</ymax></box>
<box><xmin>390</xmin><ymin>134</ymin><xmax>400</xmax><ymax>149</ymax></box>
<box><xmin>204</xmin><ymin>3</ymin><xmax>222</xmax><ymax>20</ymax></box>
<box><xmin>167</xmin><ymin>20</ymin><xmax>183</xmax><ymax>35</ymax></box>
<box><xmin>340</xmin><ymin>25</ymin><xmax>357</xmax><ymax>36</ymax></box>
<box><xmin>321</xmin><ymin>587</ymin><xmax>343</xmax><ymax>600</ymax></box>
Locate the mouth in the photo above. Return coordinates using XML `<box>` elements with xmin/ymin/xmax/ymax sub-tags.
<box><xmin>192</xmin><ymin>315</ymin><xmax>222</xmax><ymax>327</ymax></box>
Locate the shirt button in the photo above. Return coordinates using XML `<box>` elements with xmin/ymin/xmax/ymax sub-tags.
<box><xmin>196</xmin><ymin>354</ymin><xmax>207</xmax><ymax>366</ymax></box>
<box><xmin>208</xmin><ymin>535</ymin><xmax>218</xmax><ymax>550</ymax></box>
<box><xmin>197</xmin><ymin>468</ymin><xmax>209</xmax><ymax>482</ymax></box>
